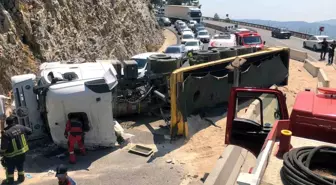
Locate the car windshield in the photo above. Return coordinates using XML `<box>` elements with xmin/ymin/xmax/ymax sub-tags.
<box><xmin>198</xmin><ymin>32</ymin><xmax>208</xmax><ymax>36</ymax></box>
<box><xmin>183</xmin><ymin>34</ymin><xmax>194</xmax><ymax>39</ymax></box>
<box><xmin>317</xmin><ymin>36</ymin><xmax>329</xmax><ymax>40</ymax></box>
<box><xmin>162</xmin><ymin>17</ymin><xmax>169</xmax><ymax>21</ymax></box>
<box><xmin>185</xmin><ymin>41</ymin><xmax>198</xmax><ymax>46</ymax></box>
<box><xmin>243</xmin><ymin>36</ymin><xmax>262</xmax><ymax>44</ymax></box>
<box><xmin>165</xmin><ymin>47</ymin><xmax>181</xmax><ymax>53</ymax></box>
<box><xmin>197</xmin><ymin>27</ymin><xmax>205</xmax><ymax>30</ymax></box>
<box><xmin>132</xmin><ymin>58</ymin><xmax>147</xmax><ymax>69</ymax></box>
<box><xmin>280</xmin><ymin>28</ymin><xmax>288</xmax><ymax>32</ymax></box>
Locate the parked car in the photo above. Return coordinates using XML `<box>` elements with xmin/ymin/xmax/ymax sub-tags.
<box><xmin>174</xmin><ymin>20</ymin><xmax>183</xmax><ymax>28</ymax></box>
<box><xmin>131</xmin><ymin>52</ymin><xmax>162</xmax><ymax>78</ymax></box>
<box><xmin>188</xmin><ymin>20</ymin><xmax>198</xmax><ymax>28</ymax></box>
<box><xmin>163</xmin><ymin>44</ymin><xmax>187</xmax><ymax>61</ymax></box>
<box><xmin>271</xmin><ymin>28</ymin><xmax>291</xmax><ymax>39</ymax></box>
<box><xmin>196</xmin><ymin>30</ymin><xmax>210</xmax><ymax>43</ymax></box>
<box><xmin>208</xmin><ymin>33</ymin><xmax>237</xmax><ymax>50</ymax></box>
<box><xmin>181</xmin><ymin>33</ymin><xmax>195</xmax><ymax>44</ymax></box>
<box><xmin>195</xmin><ymin>26</ymin><xmax>206</xmax><ymax>34</ymax></box>
<box><xmin>184</xmin><ymin>39</ymin><xmax>203</xmax><ymax>51</ymax></box>
<box><xmin>193</xmin><ymin>23</ymin><xmax>204</xmax><ymax>33</ymax></box>
<box><xmin>177</xmin><ymin>24</ymin><xmax>188</xmax><ymax>35</ymax></box>
<box><xmin>182</xmin><ymin>30</ymin><xmax>195</xmax><ymax>37</ymax></box>
<box><xmin>158</xmin><ymin>17</ymin><xmax>171</xmax><ymax>26</ymax></box>
<box><xmin>303</xmin><ymin>35</ymin><xmax>333</xmax><ymax>51</ymax></box>
<box><xmin>176</xmin><ymin>21</ymin><xmax>186</xmax><ymax>31</ymax></box>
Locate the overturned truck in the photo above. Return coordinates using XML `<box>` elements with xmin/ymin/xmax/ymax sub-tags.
<box><xmin>10</xmin><ymin>47</ymin><xmax>289</xmax><ymax>147</ymax></box>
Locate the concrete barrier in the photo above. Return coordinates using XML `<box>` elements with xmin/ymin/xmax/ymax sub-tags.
<box><xmin>204</xmin><ymin>145</ymin><xmax>251</xmax><ymax>185</ymax></box>
<box><xmin>317</xmin><ymin>69</ymin><xmax>330</xmax><ymax>88</ymax></box>
<box><xmin>303</xmin><ymin>59</ymin><xmax>319</xmax><ymax>77</ymax></box>
<box><xmin>290</xmin><ymin>49</ymin><xmax>308</xmax><ymax>61</ymax></box>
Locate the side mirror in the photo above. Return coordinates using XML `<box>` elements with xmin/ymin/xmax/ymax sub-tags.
<box><xmin>263</xmin><ymin>41</ymin><xmax>266</xmax><ymax>45</ymax></box>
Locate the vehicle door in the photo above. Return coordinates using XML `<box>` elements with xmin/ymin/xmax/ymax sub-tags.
<box><xmin>225</xmin><ymin>87</ymin><xmax>289</xmax><ymax>155</ymax></box>
<box><xmin>307</xmin><ymin>36</ymin><xmax>317</xmax><ymax>48</ymax></box>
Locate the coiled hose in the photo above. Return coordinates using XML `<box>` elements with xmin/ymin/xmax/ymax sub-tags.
<box><xmin>281</xmin><ymin>146</ymin><xmax>336</xmax><ymax>185</ymax></box>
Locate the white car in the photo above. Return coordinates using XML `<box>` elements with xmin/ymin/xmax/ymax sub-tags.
<box><xmin>188</xmin><ymin>20</ymin><xmax>198</xmax><ymax>28</ymax></box>
<box><xmin>208</xmin><ymin>33</ymin><xmax>237</xmax><ymax>49</ymax></box>
<box><xmin>184</xmin><ymin>40</ymin><xmax>203</xmax><ymax>51</ymax></box>
<box><xmin>181</xmin><ymin>33</ymin><xmax>195</xmax><ymax>44</ymax></box>
<box><xmin>131</xmin><ymin>52</ymin><xmax>162</xmax><ymax>78</ymax></box>
<box><xmin>196</xmin><ymin>30</ymin><xmax>211</xmax><ymax>43</ymax></box>
<box><xmin>174</xmin><ymin>20</ymin><xmax>183</xmax><ymax>28</ymax></box>
<box><xmin>303</xmin><ymin>35</ymin><xmax>333</xmax><ymax>51</ymax></box>
<box><xmin>182</xmin><ymin>30</ymin><xmax>195</xmax><ymax>37</ymax></box>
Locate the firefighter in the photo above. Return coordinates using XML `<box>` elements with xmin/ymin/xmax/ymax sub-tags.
<box><xmin>55</xmin><ymin>164</ymin><xmax>76</xmax><ymax>185</ymax></box>
<box><xmin>64</xmin><ymin>117</ymin><xmax>87</xmax><ymax>164</ymax></box>
<box><xmin>0</xmin><ymin>115</ymin><xmax>32</xmax><ymax>185</ymax></box>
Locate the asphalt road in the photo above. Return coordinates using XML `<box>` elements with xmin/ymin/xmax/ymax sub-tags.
<box><xmin>204</xmin><ymin>20</ymin><xmax>322</xmax><ymax>61</ymax></box>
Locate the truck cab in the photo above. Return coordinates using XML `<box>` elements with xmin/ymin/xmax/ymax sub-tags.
<box><xmin>231</xmin><ymin>29</ymin><xmax>265</xmax><ymax>49</ymax></box>
<box><xmin>226</xmin><ymin>87</ymin><xmax>336</xmax><ymax>156</ymax></box>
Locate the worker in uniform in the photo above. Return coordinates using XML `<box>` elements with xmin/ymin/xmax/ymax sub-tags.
<box><xmin>0</xmin><ymin>115</ymin><xmax>32</xmax><ymax>185</ymax></box>
<box><xmin>187</xmin><ymin>50</ymin><xmax>194</xmax><ymax>60</ymax></box>
<box><xmin>328</xmin><ymin>40</ymin><xmax>336</xmax><ymax>65</ymax></box>
<box><xmin>64</xmin><ymin>117</ymin><xmax>87</xmax><ymax>164</ymax></box>
<box><xmin>55</xmin><ymin>164</ymin><xmax>76</xmax><ymax>185</ymax></box>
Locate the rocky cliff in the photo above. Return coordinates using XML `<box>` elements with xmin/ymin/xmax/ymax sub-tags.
<box><xmin>0</xmin><ymin>0</ymin><xmax>163</xmax><ymax>93</ymax></box>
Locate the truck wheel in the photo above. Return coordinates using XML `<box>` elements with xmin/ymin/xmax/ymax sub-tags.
<box><xmin>313</xmin><ymin>45</ymin><xmax>317</xmax><ymax>51</ymax></box>
<box><xmin>212</xmin><ymin>48</ymin><xmax>238</xmax><ymax>59</ymax></box>
<box><xmin>151</xmin><ymin>58</ymin><xmax>180</xmax><ymax>74</ymax></box>
<box><xmin>149</xmin><ymin>54</ymin><xmax>172</xmax><ymax>60</ymax></box>
<box><xmin>193</xmin><ymin>50</ymin><xmax>220</xmax><ymax>64</ymax></box>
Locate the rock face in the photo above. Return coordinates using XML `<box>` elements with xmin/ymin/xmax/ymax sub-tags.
<box><xmin>0</xmin><ymin>0</ymin><xmax>163</xmax><ymax>93</ymax></box>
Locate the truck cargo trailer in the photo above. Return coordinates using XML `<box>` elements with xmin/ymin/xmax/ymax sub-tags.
<box><xmin>164</xmin><ymin>5</ymin><xmax>202</xmax><ymax>23</ymax></box>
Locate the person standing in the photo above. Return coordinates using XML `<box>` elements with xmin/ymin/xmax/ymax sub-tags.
<box><xmin>0</xmin><ymin>115</ymin><xmax>32</xmax><ymax>185</ymax></box>
<box><xmin>64</xmin><ymin>117</ymin><xmax>87</xmax><ymax>164</ymax></box>
<box><xmin>55</xmin><ymin>164</ymin><xmax>77</xmax><ymax>185</ymax></box>
<box><xmin>328</xmin><ymin>40</ymin><xmax>336</xmax><ymax>65</ymax></box>
<box><xmin>320</xmin><ymin>38</ymin><xmax>328</xmax><ymax>60</ymax></box>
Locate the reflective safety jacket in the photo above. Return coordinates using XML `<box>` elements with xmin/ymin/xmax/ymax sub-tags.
<box><xmin>65</xmin><ymin>119</ymin><xmax>83</xmax><ymax>136</ymax></box>
<box><xmin>0</xmin><ymin>124</ymin><xmax>32</xmax><ymax>158</ymax></box>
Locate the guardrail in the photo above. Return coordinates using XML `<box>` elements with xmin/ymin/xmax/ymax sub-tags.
<box><xmin>203</xmin><ymin>17</ymin><xmax>313</xmax><ymax>40</ymax></box>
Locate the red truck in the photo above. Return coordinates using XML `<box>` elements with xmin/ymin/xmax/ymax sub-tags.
<box><xmin>224</xmin><ymin>87</ymin><xmax>336</xmax><ymax>185</ymax></box>
<box><xmin>230</xmin><ymin>28</ymin><xmax>265</xmax><ymax>49</ymax></box>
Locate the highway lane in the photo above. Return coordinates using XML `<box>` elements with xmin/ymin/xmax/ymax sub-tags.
<box><xmin>204</xmin><ymin>20</ymin><xmax>321</xmax><ymax>61</ymax></box>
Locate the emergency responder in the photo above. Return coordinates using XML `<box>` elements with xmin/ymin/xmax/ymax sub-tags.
<box><xmin>320</xmin><ymin>38</ymin><xmax>328</xmax><ymax>60</ymax></box>
<box><xmin>328</xmin><ymin>40</ymin><xmax>336</xmax><ymax>65</ymax></box>
<box><xmin>187</xmin><ymin>50</ymin><xmax>193</xmax><ymax>60</ymax></box>
<box><xmin>55</xmin><ymin>164</ymin><xmax>76</xmax><ymax>185</ymax></box>
<box><xmin>64</xmin><ymin>117</ymin><xmax>87</xmax><ymax>164</ymax></box>
<box><xmin>0</xmin><ymin>115</ymin><xmax>32</xmax><ymax>185</ymax></box>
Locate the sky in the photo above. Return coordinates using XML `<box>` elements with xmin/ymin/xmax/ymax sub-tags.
<box><xmin>199</xmin><ymin>0</ymin><xmax>336</xmax><ymax>22</ymax></box>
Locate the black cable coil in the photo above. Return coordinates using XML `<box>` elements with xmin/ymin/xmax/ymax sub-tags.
<box><xmin>281</xmin><ymin>146</ymin><xmax>336</xmax><ymax>185</ymax></box>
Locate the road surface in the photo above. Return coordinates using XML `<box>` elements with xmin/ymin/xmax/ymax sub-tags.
<box><xmin>204</xmin><ymin>20</ymin><xmax>322</xmax><ymax>61</ymax></box>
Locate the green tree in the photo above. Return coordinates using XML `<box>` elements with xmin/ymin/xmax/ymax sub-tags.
<box><xmin>214</xmin><ymin>13</ymin><xmax>220</xmax><ymax>20</ymax></box>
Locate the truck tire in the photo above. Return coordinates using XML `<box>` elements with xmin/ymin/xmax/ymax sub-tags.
<box><xmin>213</xmin><ymin>48</ymin><xmax>238</xmax><ymax>59</ymax></box>
<box><xmin>235</xmin><ymin>46</ymin><xmax>254</xmax><ymax>55</ymax></box>
<box><xmin>149</xmin><ymin>54</ymin><xmax>172</xmax><ymax>60</ymax></box>
<box><xmin>150</xmin><ymin>58</ymin><xmax>180</xmax><ymax>74</ymax></box>
<box><xmin>192</xmin><ymin>50</ymin><xmax>220</xmax><ymax>65</ymax></box>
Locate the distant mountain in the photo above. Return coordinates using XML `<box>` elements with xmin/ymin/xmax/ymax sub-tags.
<box><xmin>314</xmin><ymin>19</ymin><xmax>336</xmax><ymax>26</ymax></box>
<box><xmin>236</xmin><ymin>19</ymin><xmax>336</xmax><ymax>38</ymax></box>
